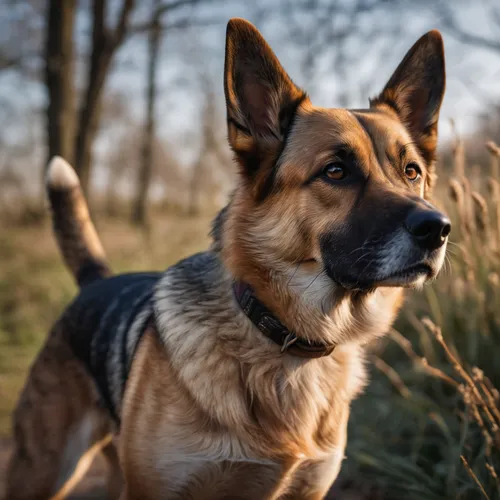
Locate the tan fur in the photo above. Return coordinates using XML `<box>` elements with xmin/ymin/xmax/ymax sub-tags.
<box><xmin>119</xmin><ymin>328</ymin><xmax>357</xmax><ymax>499</ymax></box>
<box><xmin>8</xmin><ymin>18</ymin><xmax>447</xmax><ymax>500</ymax></box>
<box><xmin>222</xmin><ymin>105</ymin><xmax>416</xmax><ymax>347</ymax></box>
<box><xmin>5</xmin><ymin>323</ymin><xmax>121</xmax><ymax>500</ymax></box>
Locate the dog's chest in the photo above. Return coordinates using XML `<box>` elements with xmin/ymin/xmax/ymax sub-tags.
<box><xmin>152</xmin><ymin>323</ymin><xmax>356</xmax><ymax>460</ymax></box>
<box><xmin>122</xmin><ymin>256</ymin><xmax>396</xmax><ymax>498</ymax></box>
<box><xmin>126</xmin><ymin>325</ymin><xmax>357</xmax><ymax>466</ymax></box>
<box><xmin>147</xmin><ymin>381</ymin><xmax>347</xmax><ymax>463</ymax></box>
<box><xmin>120</xmin><ymin>257</ymin><xmax>364</xmax><ymax>497</ymax></box>
<box><xmin>124</xmin><ymin>365</ymin><xmax>347</xmax><ymax>498</ymax></box>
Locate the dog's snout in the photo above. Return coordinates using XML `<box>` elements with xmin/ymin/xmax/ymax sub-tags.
<box><xmin>405</xmin><ymin>209</ymin><xmax>451</xmax><ymax>250</ymax></box>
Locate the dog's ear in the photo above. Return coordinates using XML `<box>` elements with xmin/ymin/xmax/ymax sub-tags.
<box><xmin>224</xmin><ymin>18</ymin><xmax>308</xmax><ymax>183</ymax></box>
<box><xmin>371</xmin><ymin>30</ymin><xmax>445</xmax><ymax>183</ymax></box>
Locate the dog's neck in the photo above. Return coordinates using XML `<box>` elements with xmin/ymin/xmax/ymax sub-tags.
<box><xmin>232</xmin><ymin>280</ymin><xmax>336</xmax><ymax>358</ymax></box>
<box><xmin>154</xmin><ymin>250</ymin><xmax>368</xmax><ymax>458</ymax></box>
<box><xmin>212</xmin><ymin>204</ymin><xmax>404</xmax><ymax>348</ymax></box>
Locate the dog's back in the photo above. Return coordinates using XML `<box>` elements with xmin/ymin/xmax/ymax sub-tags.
<box><xmin>5</xmin><ymin>158</ymin><xmax>146</xmax><ymax>500</ymax></box>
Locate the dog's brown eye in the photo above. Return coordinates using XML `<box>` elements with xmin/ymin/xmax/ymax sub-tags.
<box><xmin>323</xmin><ymin>163</ymin><xmax>346</xmax><ymax>181</ymax></box>
<box><xmin>405</xmin><ymin>163</ymin><xmax>421</xmax><ymax>181</ymax></box>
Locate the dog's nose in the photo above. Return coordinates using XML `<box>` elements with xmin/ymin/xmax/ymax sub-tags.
<box><xmin>405</xmin><ymin>209</ymin><xmax>451</xmax><ymax>250</ymax></box>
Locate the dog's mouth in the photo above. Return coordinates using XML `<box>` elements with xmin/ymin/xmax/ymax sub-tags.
<box><xmin>375</xmin><ymin>262</ymin><xmax>434</xmax><ymax>287</ymax></box>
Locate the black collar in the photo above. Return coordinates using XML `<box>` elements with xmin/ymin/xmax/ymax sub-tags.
<box><xmin>233</xmin><ymin>281</ymin><xmax>335</xmax><ymax>359</ymax></box>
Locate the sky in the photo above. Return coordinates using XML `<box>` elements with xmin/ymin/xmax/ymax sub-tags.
<box><xmin>1</xmin><ymin>0</ymin><xmax>499</xmax><ymax>190</ymax></box>
<box><xmin>105</xmin><ymin>0</ymin><xmax>500</xmax><ymax>159</ymax></box>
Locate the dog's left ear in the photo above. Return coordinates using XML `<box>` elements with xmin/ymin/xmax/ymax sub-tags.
<box><xmin>371</xmin><ymin>30</ymin><xmax>445</xmax><ymax>186</ymax></box>
<box><xmin>224</xmin><ymin>18</ymin><xmax>308</xmax><ymax>187</ymax></box>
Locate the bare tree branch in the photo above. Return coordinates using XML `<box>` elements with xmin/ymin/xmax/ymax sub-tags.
<box><xmin>155</xmin><ymin>0</ymin><xmax>200</xmax><ymax>17</ymax></box>
<box><xmin>92</xmin><ymin>0</ymin><xmax>106</xmax><ymax>50</ymax></box>
<box><xmin>439</xmin><ymin>2</ymin><xmax>500</xmax><ymax>53</ymax></box>
<box><xmin>129</xmin><ymin>0</ymin><xmax>201</xmax><ymax>34</ymax></box>
<box><xmin>74</xmin><ymin>0</ymin><xmax>137</xmax><ymax>191</ymax></box>
<box><xmin>160</xmin><ymin>17</ymin><xmax>223</xmax><ymax>32</ymax></box>
<box><xmin>112</xmin><ymin>0</ymin><xmax>136</xmax><ymax>46</ymax></box>
<box><xmin>279</xmin><ymin>0</ymin><xmax>404</xmax><ymax>90</ymax></box>
<box><xmin>0</xmin><ymin>54</ymin><xmax>23</xmax><ymax>71</ymax></box>
<box><xmin>443</xmin><ymin>25</ymin><xmax>500</xmax><ymax>52</ymax></box>
<box><xmin>132</xmin><ymin>0</ymin><xmax>162</xmax><ymax>225</ymax></box>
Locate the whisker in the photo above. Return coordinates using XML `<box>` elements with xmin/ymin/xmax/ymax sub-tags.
<box><xmin>304</xmin><ymin>269</ymin><xmax>324</xmax><ymax>292</ymax></box>
<box><xmin>360</xmin><ymin>257</ymin><xmax>376</xmax><ymax>278</ymax></box>
<box><xmin>347</xmin><ymin>235</ymin><xmax>384</xmax><ymax>257</ymax></box>
<box><xmin>287</xmin><ymin>262</ymin><xmax>300</xmax><ymax>286</ymax></box>
<box><xmin>348</xmin><ymin>244</ymin><xmax>369</xmax><ymax>256</ymax></box>
<box><xmin>443</xmin><ymin>255</ymin><xmax>451</xmax><ymax>276</ymax></box>
<box><xmin>447</xmin><ymin>240</ymin><xmax>465</xmax><ymax>252</ymax></box>
<box><xmin>352</xmin><ymin>251</ymin><xmax>372</xmax><ymax>267</ymax></box>
<box><xmin>446</xmin><ymin>255</ymin><xmax>453</xmax><ymax>276</ymax></box>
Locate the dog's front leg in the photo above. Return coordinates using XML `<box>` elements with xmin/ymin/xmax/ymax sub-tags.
<box><xmin>282</xmin><ymin>452</ymin><xmax>345</xmax><ymax>500</ymax></box>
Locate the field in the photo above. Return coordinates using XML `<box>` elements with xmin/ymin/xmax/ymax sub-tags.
<box><xmin>0</xmin><ymin>143</ymin><xmax>499</xmax><ymax>499</ymax></box>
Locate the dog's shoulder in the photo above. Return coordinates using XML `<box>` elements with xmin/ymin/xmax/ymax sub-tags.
<box><xmin>154</xmin><ymin>251</ymin><xmax>231</xmax><ymax>313</ymax></box>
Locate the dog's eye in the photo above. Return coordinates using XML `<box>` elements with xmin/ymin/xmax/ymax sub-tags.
<box><xmin>323</xmin><ymin>163</ymin><xmax>347</xmax><ymax>181</ymax></box>
<box><xmin>405</xmin><ymin>163</ymin><xmax>421</xmax><ymax>181</ymax></box>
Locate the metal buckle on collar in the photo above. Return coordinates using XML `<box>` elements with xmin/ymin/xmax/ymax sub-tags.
<box><xmin>281</xmin><ymin>331</ymin><xmax>298</xmax><ymax>353</ymax></box>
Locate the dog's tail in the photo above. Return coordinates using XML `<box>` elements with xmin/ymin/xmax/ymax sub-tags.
<box><xmin>46</xmin><ymin>156</ymin><xmax>111</xmax><ymax>287</ymax></box>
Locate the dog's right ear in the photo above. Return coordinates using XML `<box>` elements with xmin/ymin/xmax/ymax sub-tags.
<box><xmin>224</xmin><ymin>18</ymin><xmax>308</xmax><ymax>183</ymax></box>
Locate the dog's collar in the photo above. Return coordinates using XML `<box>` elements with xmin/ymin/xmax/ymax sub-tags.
<box><xmin>232</xmin><ymin>281</ymin><xmax>335</xmax><ymax>359</ymax></box>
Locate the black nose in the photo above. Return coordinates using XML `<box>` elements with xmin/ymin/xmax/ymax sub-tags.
<box><xmin>405</xmin><ymin>209</ymin><xmax>451</xmax><ymax>250</ymax></box>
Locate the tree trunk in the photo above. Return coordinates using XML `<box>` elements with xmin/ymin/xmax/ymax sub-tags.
<box><xmin>74</xmin><ymin>0</ymin><xmax>110</xmax><ymax>194</ymax></box>
<box><xmin>132</xmin><ymin>2</ymin><xmax>161</xmax><ymax>225</ymax></box>
<box><xmin>45</xmin><ymin>0</ymin><xmax>76</xmax><ymax>168</ymax></box>
<box><xmin>73</xmin><ymin>0</ymin><xmax>135</xmax><ymax>194</ymax></box>
<box><xmin>74</xmin><ymin>47</ymin><xmax>113</xmax><ymax>194</ymax></box>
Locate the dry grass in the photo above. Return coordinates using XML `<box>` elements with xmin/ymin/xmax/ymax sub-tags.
<box><xmin>0</xmin><ymin>211</ymin><xmax>212</xmax><ymax>436</ymax></box>
<box><xmin>340</xmin><ymin>140</ymin><xmax>500</xmax><ymax>499</ymax></box>
<box><xmin>0</xmin><ymin>141</ymin><xmax>499</xmax><ymax>498</ymax></box>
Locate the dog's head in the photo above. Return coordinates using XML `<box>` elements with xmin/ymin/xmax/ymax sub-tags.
<box><xmin>222</xmin><ymin>18</ymin><xmax>449</xmax><ymax>294</ymax></box>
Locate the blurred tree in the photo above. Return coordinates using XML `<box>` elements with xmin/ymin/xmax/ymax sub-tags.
<box><xmin>132</xmin><ymin>0</ymin><xmax>162</xmax><ymax>225</ymax></box>
<box><xmin>104</xmin><ymin>120</ymin><xmax>185</xmax><ymax>216</ymax></box>
<box><xmin>45</xmin><ymin>0</ymin><xmax>77</xmax><ymax>167</ymax></box>
<box><xmin>188</xmin><ymin>70</ymin><xmax>232</xmax><ymax>215</ymax></box>
<box><xmin>272</xmin><ymin>0</ymin><xmax>407</xmax><ymax>102</ymax></box>
<box><xmin>0</xmin><ymin>0</ymin><xmax>44</xmax><ymax>75</ymax></box>
<box><xmin>438</xmin><ymin>0</ymin><xmax>500</xmax><ymax>55</ymax></box>
<box><xmin>45</xmin><ymin>0</ymin><xmax>220</xmax><ymax>200</ymax></box>
<box><xmin>131</xmin><ymin>0</ymin><xmax>225</xmax><ymax>225</ymax></box>
<box><xmin>5</xmin><ymin>0</ymin><xmax>498</xmax><ymax>218</ymax></box>
<box><xmin>46</xmin><ymin>0</ymin><xmax>135</xmax><ymax>193</ymax></box>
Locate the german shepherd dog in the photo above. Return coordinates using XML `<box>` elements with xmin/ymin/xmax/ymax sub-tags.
<box><xmin>6</xmin><ymin>18</ymin><xmax>450</xmax><ymax>500</ymax></box>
